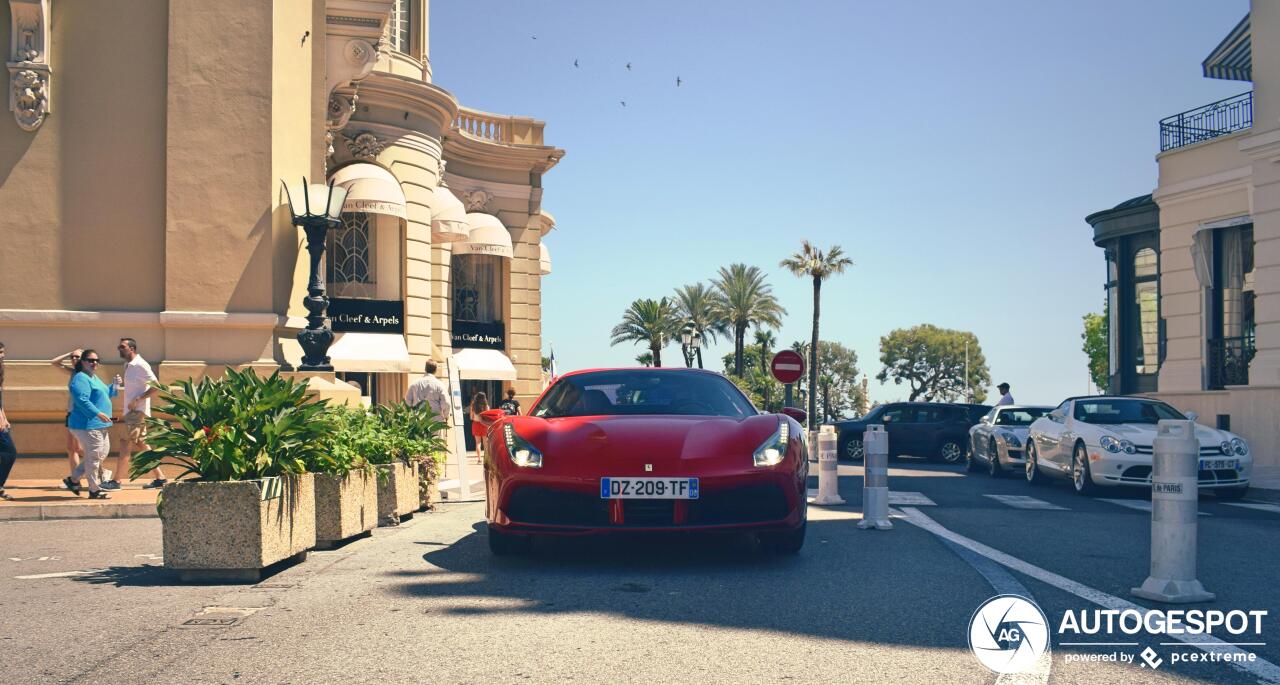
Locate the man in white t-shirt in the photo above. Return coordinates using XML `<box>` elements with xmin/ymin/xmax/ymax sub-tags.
<box><xmin>996</xmin><ymin>382</ymin><xmax>1014</xmax><ymax>406</ymax></box>
<box><xmin>405</xmin><ymin>360</ymin><xmax>449</xmax><ymax>421</ymax></box>
<box><xmin>101</xmin><ymin>338</ymin><xmax>167</xmax><ymax>490</ymax></box>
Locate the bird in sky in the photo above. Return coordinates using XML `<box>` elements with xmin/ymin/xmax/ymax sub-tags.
<box><xmin>574</xmin><ymin>58</ymin><xmax>579</xmax><ymax>68</ymax></box>
<box><xmin>626</xmin><ymin>62</ymin><xmax>632</xmax><ymax>71</ymax></box>
<box><xmin>531</xmin><ymin>35</ymin><xmax>537</xmax><ymax>40</ymax></box>
<box><xmin>620</xmin><ymin>100</ymin><xmax>627</xmax><ymax>107</ymax></box>
<box><xmin>676</xmin><ymin>76</ymin><xmax>682</xmax><ymax>87</ymax></box>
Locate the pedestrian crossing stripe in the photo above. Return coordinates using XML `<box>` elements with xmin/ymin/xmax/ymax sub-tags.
<box><xmin>983</xmin><ymin>495</ymin><xmax>1066</xmax><ymax>510</ymax></box>
<box><xmin>1223</xmin><ymin>502</ymin><xmax>1280</xmax><ymax>514</ymax></box>
<box><xmin>888</xmin><ymin>491</ymin><xmax>935</xmax><ymax>506</ymax></box>
<box><xmin>1098</xmin><ymin>499</ymin><xmax>1210</xmax><ymax>516</ymax></box>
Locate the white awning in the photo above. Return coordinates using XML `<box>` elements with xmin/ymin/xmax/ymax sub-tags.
<box><xmin>431</xmin><ymin>185</ymin><xmax>469</xmax><ymax>242</ymax></box>
<box><xmin>540</xmin><ymin>243</ymin><xmax>552</xmax><ymax>275</ymax></box>
<box><xmin>451</xmin><ymin>348</ymin><xmax>517</xmax><ymax>381</ymax></box>
<box><xmin>330</xmin><ymin>163</ymin><xmax>407</xmax><ymax>220</ymax></box>
<box><xmin>453</xmin><ymin>212</ymin><xmax>513</xmax><ymax>259</ymax></box>
<box><xmin>328</xmin><ymin>332</ymin><xmax>411</xmax><ymax>373</ymax></box>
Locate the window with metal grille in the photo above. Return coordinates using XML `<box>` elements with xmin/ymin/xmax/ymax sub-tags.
<box><xmin>327</xmin><ymin>212</ymin><xmax>377</xmax><ymax>298</ymax></box>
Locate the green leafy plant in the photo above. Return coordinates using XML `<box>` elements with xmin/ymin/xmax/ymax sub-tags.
<box><xmin>375</xmin><ymin>402</ymin><xmax>448</xmax><ymax>465</ymax></box>
<box><xmin>130</xmin><ymin>369</ymin><xmax>336</xmax><ymax>481</ymax></box>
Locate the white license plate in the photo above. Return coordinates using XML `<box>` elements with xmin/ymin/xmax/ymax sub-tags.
<box><xmin>600</xmin><ymin>477</ymin><xmax>699</xmax><ymax>499</ymax></box>
<box><xmin>1199</xmin><ymin>458</ymin><xmax>1239</xmax><ymax>471</ymax></box>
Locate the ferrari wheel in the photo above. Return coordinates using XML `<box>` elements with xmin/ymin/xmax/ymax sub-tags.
<box><xmin>759</xmin><ymin>523</ymin><xmax>806</xmax><ymax>555</ymax></box>
<box><xmin>987</xmin><ymin>441</ymin><xmax>1003</xmax><ymax>478</ymax></box>
<box><xmin>1071</xmin><ymin>442</ymin><xmax>1098</xmax><ymax>496</ymax></box>
<box><xmin>1026</xmin><ymin>440</ymin><xmax>1048</xmax><ymax>487</ymax></box>
<box><xmin>487</xmin><ymin>525</ymin><xmax>531</xmax><ymax>556</ymax></box>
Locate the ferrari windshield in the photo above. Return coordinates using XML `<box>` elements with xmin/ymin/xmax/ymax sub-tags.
<box><xmin>532</xmin><ymin>370</ymin><xmax>757</xmax><ymax>418</ymax></box>
<box><xmin>1072</xmin><ymin>399</ymin><xmax>1186</xmax><ymax>425</ymax></box>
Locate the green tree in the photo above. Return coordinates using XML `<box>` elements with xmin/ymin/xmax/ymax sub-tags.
<box><xmin>721</xmin><ymin>343</ymin><xmax>784</xmax><ymax>411</ymax></box>
<box><xmin>635</xmin><ymin>351</ymin><xmax>654</xmax><ymax>367</ymax></box>
<box><xmin>789</xmin><ymin>340</ymin><xmax>809</xmax><ymax>407</ymax></box>
<box><xmin>711</xmin><ymin>264</ymin><xmax>786</xmax><ymax>377</ymax></box>
<box><xmin>673</xmin><ymin>282</ymin><xmax>728</xmax><ymax>369</ymax></box>
<box><xmin>610</xmin><ymin>298</ymin><xmax>677</xmax><ymax>367</ymax></box>
<box><xmin>781</xmin><ymin>241</ymin><xmax>854</xmax><ymax>424</ymax></box>
<box><xmin>754</xmin><ymin>328</ymin><xmax>776</xmax><ymax>373</ymax></box>
<box><xmin>815</xmin><ymin>341</ymin><xmax>861</xmax><ymax>422</ymax></box>
<box><xmin>876</xmin><ymin>324</ymin><xmax>990</xmax><ymax>402</ymax></box>
<box><xmin>1082</xmin><ymin>306</ymin><xmax>1109</xmax><ymax>392</ymax></box>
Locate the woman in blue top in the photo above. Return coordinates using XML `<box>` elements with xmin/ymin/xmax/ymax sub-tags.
<box><xmin>63</xmin><ymin>350</ymin><xmax>121</xmax><ymax>499</ymax></box>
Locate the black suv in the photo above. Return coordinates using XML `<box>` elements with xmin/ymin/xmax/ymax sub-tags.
<box><xmin>834</xmin><ymin>402</ymin><xmax>992</xmax><ymax>464</ymax></box>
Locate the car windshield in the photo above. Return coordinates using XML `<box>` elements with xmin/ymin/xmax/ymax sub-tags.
<box><xmin>532</xmin><ymin>370</ymin><xmax>757</xmax><ymax>418</ymax></box>
<box><xmin>995</xmin><ymin>408</ymin><xmax>1048</xmax><ymax>426</ymax></box>
<box><xmin>1072</xmin><ymin>399</ymin><xmax>1186</xmax><ymax>425</ymax></box>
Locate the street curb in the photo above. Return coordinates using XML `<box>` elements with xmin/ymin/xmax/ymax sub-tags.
<box><xmin>0</xmin><ymin>503</ymin><xmax>157</xmax><ymax>522</ymax></box>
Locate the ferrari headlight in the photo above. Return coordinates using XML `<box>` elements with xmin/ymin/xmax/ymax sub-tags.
<box><xmin>1100</xmin><ymin>436</ymin><xmax>1135</xmax><ymax>454</ymax></box>
<box><xmin>503</xmin><ymin>423</ymin><xmax>543</xmax><ymax>468</ymax></box>
<box><xmin>1231</xmin><ymin>438</ymin><xmax>1248</xmax><ymax>456</ymax></box>
<box><xmin>753</xmin><ymin>419</ymin><xmax>789</xmax><ymax>467</ymax></box>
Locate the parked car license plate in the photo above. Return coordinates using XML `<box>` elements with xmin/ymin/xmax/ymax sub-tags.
<box><xmin>1199</xmin><ymin>458</ymin><xmax>1239</xmax><ymax>471</ymax></box>
<box><xmin>600</xmin><ymin>477</ymin><xmax>699</xmax><ymax>499</ymax></box>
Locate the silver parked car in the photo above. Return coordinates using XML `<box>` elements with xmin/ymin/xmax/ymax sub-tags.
<box><xmin>966</xmin><ymin>405</ymin><xmax>1052</xmax><ymax>477</ymax></box>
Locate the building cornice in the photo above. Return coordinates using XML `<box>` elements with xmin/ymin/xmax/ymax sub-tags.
<box><xmin>1152</xmin><ymin>165</ymin><xmax>1252</xmax><ymax>206</ymax></box>
<box><xmin>0</xmin><ymin>309</ymin><xmax>282</xmax><ymax>329</ymax></box>
<box><xmin>345</xmin><ymin>73</ymin><xmax>459</xmax><ymax>134</ymax></box>
<box><xmin>444</xmin><ymin>134</ymin><xmax>564</xmax><ymax>174</ymax></box>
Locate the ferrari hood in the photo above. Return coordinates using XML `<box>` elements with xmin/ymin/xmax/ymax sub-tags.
<box><xmin>515</xmin><ymin>414</ymin><xmax>781</xmax><ymax>463</ymax></box>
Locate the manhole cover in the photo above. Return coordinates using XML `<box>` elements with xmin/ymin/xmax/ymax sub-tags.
<box><xmin>183</xmin><ymin>617</ymin><xmax>240</xmax><ymax>626</ymax></box>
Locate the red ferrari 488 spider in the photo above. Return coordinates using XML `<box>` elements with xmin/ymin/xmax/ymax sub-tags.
<box><xmin>479</xmin><ymin>368</ymin><xmax>809</xmax><ymax>555</ymax></box>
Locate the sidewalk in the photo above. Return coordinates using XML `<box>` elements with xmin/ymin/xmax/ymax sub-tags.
<box><xmin>0</xmin><ymin>480</ymin><xmax>159</xmax><ymax>521</ymax></box>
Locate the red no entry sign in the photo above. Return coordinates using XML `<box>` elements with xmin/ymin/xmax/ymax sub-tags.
<box><xmin>770</xmin><ymin>350</ymin><xmax>805</xmax><ymax>384</ymax></box>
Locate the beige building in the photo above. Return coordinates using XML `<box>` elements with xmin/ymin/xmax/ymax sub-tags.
<box><xmin>1087</xmin><ymin>1</ymin><xmax>1279</xmax><ymax>473</ymax></box>
<box><xmin>0</xmin><ymin>0</ymin><xmax>562</xmax><ymax>475</ymax></box>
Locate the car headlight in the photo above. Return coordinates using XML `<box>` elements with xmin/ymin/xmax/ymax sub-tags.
<box><xmin>1000</xmin><ymin>432</ymin><xmax>1022</xmax><ymax>448</ymax></box>
<box><xmin>753</xmin><ymin>419</ymin><xmax>789</xmax><ymax>467</ymax></box>
<box><xmin>1100</xmin><ymin>436</ymin><xmax>1122</xmax><ymax>453</ymax></box>
<box><xmin>1231</xmin><ymin>438</ymin><xmax>1248</xmax><ymax>456</ymax></box>
<box><xmin>1219</xmin><ymin>441</ymin><xmax>1233</xmax><ymax>456</ymax></box>
<box><xmin>503</xmin><ymin>423</ymin><xmax>543</xmax><ymax>468</ymax></box>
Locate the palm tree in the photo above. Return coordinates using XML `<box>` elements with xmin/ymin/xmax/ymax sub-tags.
<box><xmin>635</xmin><ymin>352</ymin><xmax>654</xmax><ymax>367</ymax></box>
<box><xmin>673</xmin><ymin>283</ymin><xmax>728</xmax><ymax>369</ymax></box>
<box><xmin>790</xmin><ymin>340</ymin><xmax>809</xmax><ymax>408</ymax></box>
<box><xmin>610</xmin><ymin>298</ymin><xmax>677</xmax><ymax>367</ymax></box>
<box><xmin>781</xmin><ymin>241</ymin><xmax>853</xmax><ymax>424</ymax></box>
<box><xmin>711</xmin><ymin>264</ymin><xmax>786</xmax><ymax>376</ymax></box>
<box><xmin>754</xmin><ymin>328</ymin><xmax>776</xmax><ymax>373</ymax></box>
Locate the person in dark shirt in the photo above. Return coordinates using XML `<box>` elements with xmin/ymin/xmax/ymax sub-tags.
<box><xmin>498</xmin><ymin>387</ymin><xmax>520</xmax><ymax>416</ymax></box>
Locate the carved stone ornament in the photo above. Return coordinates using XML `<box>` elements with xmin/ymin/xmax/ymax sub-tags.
<box><xmin>8</xmin><ymin>0</ymin><xmax>51</xmax><ymax>131</ymax></box>
<box><xmin>463</xmin><ymin>190</ymin><xmax>492</xmax><ymax>212</ymax></box>
<box><xmin>327</xmin><ymin>92</ymin><xmax>358</xmax><ymax>131</ymax></box>
<box><xmin>344</xmin><ymin>132</ymin><xmax>386</xmax><ymax>159</ymax></box>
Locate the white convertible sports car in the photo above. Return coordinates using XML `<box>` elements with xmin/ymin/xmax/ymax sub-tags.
<box><xmin>1025</xmin><ymin>396</ymin><xmax>1252</xmax><ymax>498</ymax></box>
<box><xmin>966</xmin><ymin>405</ymin><xmax>1052</xmax><ymax>477</ymax></box>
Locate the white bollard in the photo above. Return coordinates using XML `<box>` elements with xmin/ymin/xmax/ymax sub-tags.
<box><xmin>1131</xmin><ymin>419</ymin><xmax>1215</xmax><ymax>603</ymax></box>
<box><xmin>858</xmin><ymin>424</ymin><xmax>892</xmax><ymax>530</ymax></box>
<box><xmin>811</xmin><ymin>426</ymin><xmax>845</xmax><ymax>505</ymax></box>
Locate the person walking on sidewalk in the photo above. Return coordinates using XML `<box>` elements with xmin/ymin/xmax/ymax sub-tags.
<box><xmin>469</xmin><ymin>391</ymin><xmax>490</xmax><ymax>464</ymax></box>
<box><xmin>50</xmin><ymin>348</ymin><xmax>84</xmax><ymax>473</ymax></box>
<box><xmin>62</xmin><ymin>350</ymin><xmax>119</xmax><ymax>499</ymax></box>
<box><xmin>102</xmin><ymin>338</ymin><xmax>165</xmax><ymax>490</ymax></box>
<box><xmin>405</xmin><ymin>360</ymin><xmax>449</xmax><ymax>420</ymax></box>
<box><xmin>499</xmin><ymin>387</ymin><xmax>521</xmax><ymax>416</ymax></box>
<box><xmin>0</xmin><ymin>342</ymin><xmax>16</xmax><ymax>501</ymax></box>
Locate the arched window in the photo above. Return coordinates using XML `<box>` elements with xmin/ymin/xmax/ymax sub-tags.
<box><xmin>328</xmin><ymin>212</ymin><xmax>377</xmax><ymax>298</ymax></box>
<box><xmin>452</xmin><ymin>254</ymin><xmax>503</xmax><ymax>323</ymax></box>
<box><xmin>1133</xmin><ymin>247</ymin><xmax>1158</xmax><ymax>375</ymax></box>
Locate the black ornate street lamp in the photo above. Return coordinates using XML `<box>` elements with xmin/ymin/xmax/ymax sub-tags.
<box><xmin>283</xmin><ymin>178</ymin><xmax>348</xmax><ymax>371</ymax></box>
<box><xmin>680</xmin><ymin>322</ymin><xmax>703</xmax><ymax>369</ymax></box>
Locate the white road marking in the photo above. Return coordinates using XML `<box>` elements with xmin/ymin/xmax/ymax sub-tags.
<box><xmin>1099</xmin><ymin>498</ymin><xmax>1210</xmax><ymax>516</ymax></box>
<box><xmin>15</xmin><ymin>569</ymin><xmax>105</xmax><ymax>580</ymax></box>
<box><xmin>1225</xmin><ymin>502</ymin><xmax>1280</xmax><ymax>514</ymax></box>
<box><xmin>887</xmin><ymin>491</ymin><xmax>935</xmax><ymax>506</ymax></box>
<box><xmin>984</xmin><ymin>495</ymin><xmax>1067</xmax><ymax>511</ymax></box>
<box><xmin>899</xmin><ymin>507</ymin><xmax>1280</xmax><ymax>685</ymax></box>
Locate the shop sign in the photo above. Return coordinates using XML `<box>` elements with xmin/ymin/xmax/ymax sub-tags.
<box><xmin>453</xmin><ymin>321</ymin><xmax>505</xmax><ymax>350</ymax></box>
<box><xmin>329</xmin><ymin>298</ymin><xmax>404</xmax><ymax>333</ymax></box>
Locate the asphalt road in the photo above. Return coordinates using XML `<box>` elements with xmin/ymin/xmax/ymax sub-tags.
<box><xmin>2</xmin><ymin>460</ymin><xmax>1278</xmax><ymax>684</ymax></box>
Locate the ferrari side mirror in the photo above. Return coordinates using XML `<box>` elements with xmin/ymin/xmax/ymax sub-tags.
<box><xmin>780</xmin><ymin>407</ymin><xmax>807</xmax><ymax>424</ymax></box>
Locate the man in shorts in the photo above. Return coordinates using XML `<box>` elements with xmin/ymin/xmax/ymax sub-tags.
<box><xmin>101</xmin><ymin>338</ymin><xmax>166</xmax><ymax>490</ymax></box>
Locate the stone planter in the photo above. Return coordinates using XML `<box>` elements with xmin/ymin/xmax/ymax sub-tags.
<box><xmin>418</xmin><ymin>457</ymin><xmax>441</xmax><ymax>511</ymax></box>
<box><xmin>160</xmin><ymin>473</ymin><xmax>316</xmax><ymax>582</ymax></box>
<box><xmin>377</xmin><ymin>460</ymin><xmax>420</xmax><ymax>526</ymax></box>
<box><xmin>314</xmin><ymin>470</ymin><xmax>377</xmax><ymax>549</ymax></box>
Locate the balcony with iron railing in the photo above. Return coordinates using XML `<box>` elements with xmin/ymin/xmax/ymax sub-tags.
<box><xmin>1159</xmin><ymin>91</ymin><xmax>1252</xmax><ymax>152</ymax></box>
<box><xmin>1207</xmin><ymin>335</ymin><xmax>1255</xmax><ymax>389</ymax></box>
<box><xmin>454</xmin><ymin>107</ymin><xmax>546</xmax><ymax>146</ymax></box>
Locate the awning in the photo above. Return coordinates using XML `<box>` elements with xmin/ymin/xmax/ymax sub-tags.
<box><xmin>453</xmin><ymin>212</ymin><xmax>513</xmax><ymax>259</ymax></box>
<box><xmin>1203</xmin><ymin>14</ymin><xmax>1251</xmax><ymax>82</ymax></box>
<box><xmin>328</xmin><ymin>332</ymin><xmax>411</xmax><ymax>373</ymax></box>
<box><xmin>330</xmin><ymin>163</ymin><xmax>407</xmax><ymax>219</ymax></box>
<box><xmin>451</xmin><ymin>348</ymin><xmax>517</xmax><ymax>381</ymax></box>
<box><xmin>431</xmin><ymin>184</ymin><xmax>469</xmax><ymax>243</ymax></box>
<box><xmin>539</xmin><ymin>243</ymin><xmax>552</xmax><ymax>275</ymax></box>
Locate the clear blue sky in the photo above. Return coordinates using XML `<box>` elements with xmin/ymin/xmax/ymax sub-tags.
<box><xmin>432</xmin><ymin>0</ymin><xmax>1250</xmax><ymax>407</ymax></box>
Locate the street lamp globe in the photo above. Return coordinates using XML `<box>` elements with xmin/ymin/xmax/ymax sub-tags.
<box><xmin>283</xmin><ymin>178</ymin><xmax>348</xmax><ymax>371</ymax></box>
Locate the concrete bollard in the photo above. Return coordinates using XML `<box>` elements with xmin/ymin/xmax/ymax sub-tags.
<box><xmin>858</xmin><ymin>424</ymin><xmax>892</xmax><ymax>530</ymax></box>
<box><xmin>1131</xmin><ymin>419</ymin><xmax>1215</xmax><ymax>603</ymax></box>
<box><xmin>811</xmin><ymin>426</ymin><xmax>845</xmax><ymax>505</ymax></box>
